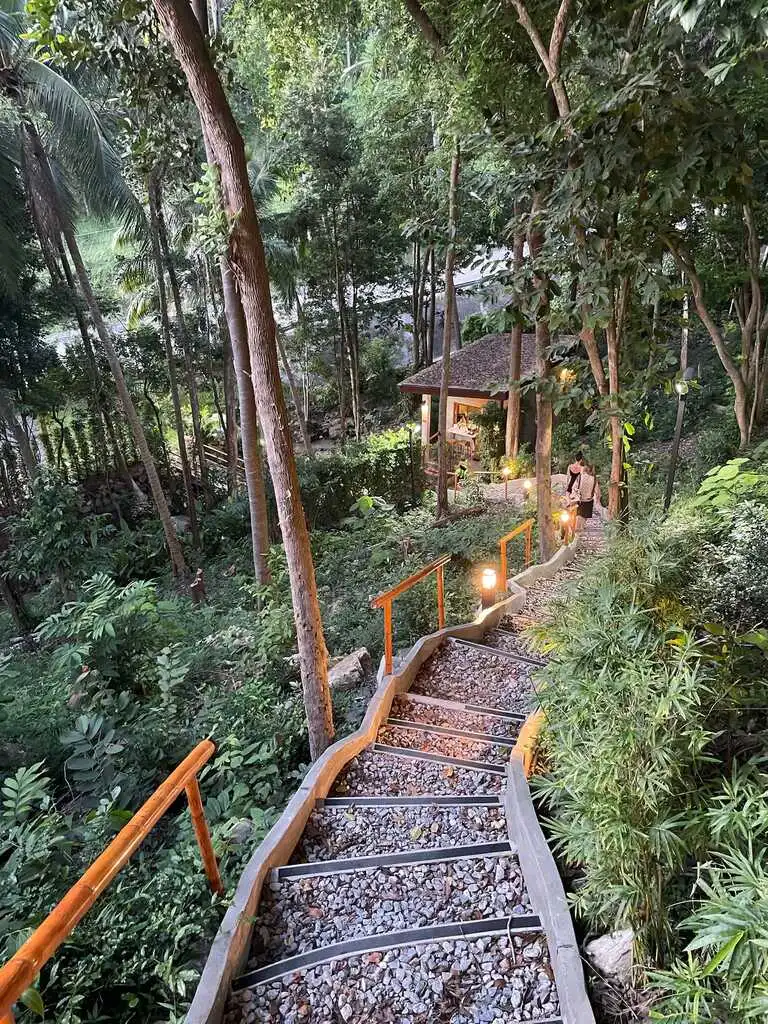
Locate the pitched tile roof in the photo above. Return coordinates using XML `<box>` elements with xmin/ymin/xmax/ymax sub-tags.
<box><xmin>399</xmin><ymin>333</ymin><xmax>537</xmax><ymax>398</ymax></box>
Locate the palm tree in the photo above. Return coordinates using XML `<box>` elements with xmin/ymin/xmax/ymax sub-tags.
<box><xmin>0</xmin><ymin>1</ymin><xmax>187</xmax><ymax>575</ymax></box>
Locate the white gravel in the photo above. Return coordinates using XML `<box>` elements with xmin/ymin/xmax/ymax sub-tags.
<box><xmin>229</xmin><ymin>933</ymin><xmax>558</xmax><ymax>1023</ymax></box>
<box><xmin>410</xmin><ymin>642</ymin><xmax>537</xmax><ymax>713</ymax></box>
<box><xmin>391</xmin><ymin>696</ymin><xmax>519</xmax><ymax>739</ymax></box>
<box><xmin>333</xmin><ymin>750</ymin><xmax>504</xmax><ymax>797</ymax></box>
<box><xmin>295</xmin><ymin>805</ymin><xmax>508</xmax><ymax>862</ymax></box>
<box><xmin>377</xmin><ymin>724</ymin><xmax>510</xmax><ymax>766</ymax></box>
<box><xmin>249</xmin><ymin>856</ymin><xmax>530</xmax><ymax>967</ymax></box>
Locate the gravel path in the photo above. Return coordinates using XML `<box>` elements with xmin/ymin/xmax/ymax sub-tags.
<box><xmin>482</xmin><ymin>629</ymin><xmax>540</xmax><ymax>660</ymax></box>
<box><xmin>377</xmin><ymin>724</ymin><xmax>510</xmax><ymax>766</ymax></box>
<box><xmin>410</xmin><ymin>642</ymin><xmax>537</xmax><ymax>713</ymax></box>
<box><xmin>229</xmin><ymin>934</ymin><xmax>558</xmax><ymax>1024</ymax></box>
<box><xmin>228</xmin><ymin>528</ymin><xmax>606</xmax><ymax>1024</ymax></box>
<box><xmin>333</xmin><ymin>749</ymin><xmax>504</xmax><ymax>796</ymax></box>
<box><xmin>390</xmin><ymin>696</ymin><xmax>519</xmax><ymax>739</ymax></box>
<box><xmin>249</xmin><ymin>856</ymin><xmax>530</xmax><ymax>967</ymax></box>
<box><xmin>294</xmin><ymin>804</ymin><xmax>508</xmax><ymax>862</ymax></box>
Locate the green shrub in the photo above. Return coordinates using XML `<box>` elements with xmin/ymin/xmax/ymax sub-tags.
<box><xmin>500</xmin><ymin>443</ymin><xmax>534</xmax><ymax>479</ymax></box>
<box><xmin>278</xmin><ymin>428</ymin><xmax>424</xmax><ymax>529</ymax></box>
<box><xmin>470</xmin><ymin>401</ymin><xmax>506</xmax><ymax>470</ymax></box>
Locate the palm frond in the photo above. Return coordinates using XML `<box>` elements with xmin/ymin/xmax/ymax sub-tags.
<box><xmin>21</xmin><ymin>59</ymin><xmax>146</xmax><ymax>237</ymax></box>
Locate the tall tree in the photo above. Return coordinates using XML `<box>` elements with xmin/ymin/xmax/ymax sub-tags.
<box><xmin>436</xmin><ymin>139</ymin><xmax>460</xmax><ymax>519</ymax></box>
<box><xmin>151</xmin><ymin>0</ymin><xmax>333</xmax><ymax>757</ymax></box>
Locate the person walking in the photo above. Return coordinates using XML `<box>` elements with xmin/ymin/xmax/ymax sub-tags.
<box><xmin>573</xmin><ymin>461</ymin><xmax>599</xmax><ymax>531</ymax></box>
<box><xmin>566</xmin><ymin>452</ymin><xmax>584</xmax><ymax>497</ymax></box>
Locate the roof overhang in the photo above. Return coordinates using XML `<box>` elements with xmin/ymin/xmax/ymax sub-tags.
<box><xmin>399</xmin><ymin>384</ymin><xmax>498</xmax><ymax>399</ymax></box>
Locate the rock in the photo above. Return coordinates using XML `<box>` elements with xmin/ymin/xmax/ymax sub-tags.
<box><xmin>328</xmin><ymin>647</ymin><xmax>372</xmax><ymax>691</ymax></box>
<box><xmin>585</xmin><ymin>929</ymin><xmax>634</xmax><ymax>986</ymax></box>
<box><xmin>228</xmin><ymin>818</ymin><xmax>255</xmax><ymax>846</ymax></box>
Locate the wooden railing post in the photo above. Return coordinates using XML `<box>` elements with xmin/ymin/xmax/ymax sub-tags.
<box><xmin>525</xmin><ymin>521</ymin><xmax>532</xmax><ymax>567</ymax></box>
<box><xmin>186</xmin><ymin>777</ymin><xmax>224</xmax><ymax>895</ymax></box>
<box><xmin>500</xmin><ymin>543</ymin><xmax>507</xmax><ymax>585</ymax></box>
<box><xmin>371</xmin><ymin>555</ymin><xmax>452</xmax><ymax>676</ymax></box>
<box><xmin>383</xmin><ymin>600</ymin><xmax>393</xmax><ymax>675</ymax></box>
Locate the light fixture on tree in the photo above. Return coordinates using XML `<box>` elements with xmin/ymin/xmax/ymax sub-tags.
<box><xmin>502</xmin><ymin>465</ymin><xmax>511</xmax><ymax>500</ymax></box>
<box><xmin>664</xmin><ymin>366</ymin><xmax>697</xmax><ymax>511</ymax></box>
<box><xmin>481</xmin><ymin>567</ymin><xmax>498</xmax><ymax>609</ymax></box>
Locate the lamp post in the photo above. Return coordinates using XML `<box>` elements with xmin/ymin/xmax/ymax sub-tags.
<box><xmin>502</xmin><ymin>465</ymin><xmax>510</xmax><ymax>501</ymax></box>
<box><xmin>664</xmin><ymin>366</ymin><xmax>696</xmax><ymax>512</ymax></box>
<box><xmin>481</xmin><ymin>567</ymin><xmax>498</xmax><ymax>609</ymax></box>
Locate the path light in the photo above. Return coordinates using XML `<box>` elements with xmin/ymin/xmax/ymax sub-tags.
<box><xmin>523</xmin><ymin>478</ymin><xmax>533</xmax><ymax>495</ymax></box>
<box><xmin>502</xmin><ymin>465</ymin><xmax>510</xmax><ymax>500</ymax></box>
<box><xmin>559</xmin><ymin>509</ymin><xmax>573</xmax><ymax>543</ymax></box>
<box><xmin>481</xmin><ymin>567</ymin><xmax>498</xmax><ymax>609</ymax></box>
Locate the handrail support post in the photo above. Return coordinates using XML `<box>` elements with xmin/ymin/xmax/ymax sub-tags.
<box><xmin>383</xmin><ymin>600</ymin><xmax>393</xmax><ymax>676</ymax></box>
<box><xmin>186</xmin><ymin>777</ymin><xmax>224</xmax><ymax>895</ymax></box>
<box><xmin>436</xmin><ymin>564</ymin><xmax>445</xmax><ymax>630</ymax></box>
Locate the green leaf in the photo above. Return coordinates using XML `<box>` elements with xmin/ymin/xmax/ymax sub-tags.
<box><xmin>20</xmin><ymin>987</ymin><xmax>44</xmax><ymax>1016</ymax></box>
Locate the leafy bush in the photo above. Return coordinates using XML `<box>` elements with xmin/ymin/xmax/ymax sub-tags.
<box><xmin>532</xmin><ymin>536</ymin><xmax>714</xmax><ymax>963</ymax></box>
<box><xmin>500</xmin><ymin>443</ymin><xmax>534</xmax><ymax>479</ymax></box>
<box><xmin>285</xmin><ymin>428</ymin><xmax>424</xmax><ymax>529</ymax></box>
<box><xmin>470</xmin><ymin>401</ymin><xmax>506</xmax><ymax>470</ymax></box>
<box><xmin>34</xmin><ymin>574</ymin><xmax>187</xmax><ymax>695</ymax></box>
<box><xmin>687</xmin><ymin>500</ymin><xmax>768</xmax><ymax>629</ymax></box>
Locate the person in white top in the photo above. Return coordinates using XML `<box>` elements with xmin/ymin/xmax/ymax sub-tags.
<box><xmin>572</xmin><ymin>462</ymin><xmax>600</xmax><ymax>531</ymax></box>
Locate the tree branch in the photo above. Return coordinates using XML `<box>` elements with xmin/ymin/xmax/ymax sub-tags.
<box><xmin>402</xmin><ymin>0</ymin><xmax>444</xmax><ymax>56</ymax></box>
<box><xmin>549</xmin><ymin>0</ymin><xmax>573</xmax><ymax>70</ymax></box>
<box><xmin>509</xmin><ymin>0</ymin><xmax>553</xmax><ymax>77</ymax></box>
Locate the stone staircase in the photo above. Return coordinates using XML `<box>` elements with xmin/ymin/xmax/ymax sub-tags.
<box><xmin>221</xmin><ymin>524</ymin><xmax>605</xmax><ymax>1024</ymax></box>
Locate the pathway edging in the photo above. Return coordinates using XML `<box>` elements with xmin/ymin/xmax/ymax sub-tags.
<box><xmin>187</xmin><ymin>536</ymin><xmax>581</xmax><ymax>1024</ymax></box>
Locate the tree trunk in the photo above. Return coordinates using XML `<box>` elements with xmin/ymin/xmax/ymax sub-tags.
<box><xmin>427</xmin><ymin>247</ymin><xmax>436</xmax><ymax>365</ymax></box>
<box><xmin>154</xmin><ymin>178</ymin><xmax>211</xmax><ymax>502</ymax></box>
<box><xmin>24</xmin><ymin>122</ymin><xmax>187</xmax><ymax>576</ymax></box>
<box><xmin>452</xmin><ymin>295</ymin><xmax>462</xmax><ymax>350</ymax></box>
<box><xmin>664</xmin><ymin>291</ymin><xmax>689</xmax><ymax>511</ymax></box>
<box><xmin>665</xmin><ymin>238</ymin><xmax>750</xmax><ymax>448</ymax></box>
<box><xmin>148</xmin><ymin>172</ymin><xmax>201</xmax><ymax>547</ymax></box>
<box><xmin>220</xmin><ymin>259</ymin><xmax>272</xmax><ymax>584</ymax></box>
<box><xmin>0</xmin><ymin>390</ymin><xmax>37</xmax><ymax>482</ymax></box>
<box><xmin>436</xmin><ymin>140</ymin><xmax>460</xmax><ymax>520</ymax></box>
<box><xmin>411</xmin><ymin>241</ymin><xmax>421</xmax><ymax>368</ymax></box>
<box><xmin>0</xmin><ymin>574</ymin><xmax>33</xmax><ymax>633</ymax></box>
<box><xmin>505</xmin><ymin>231</ymin><xmax>525</xmax><ymax>458</ymax></box>
<box><xmin>527</xmin><ymin>201</ymin><xmax>556</xmax><ymax>561</ymax></box>
<box><xmin>276</xmin><ymin>331</ymin><xmax>314</xmax><ymax>457</ymax></box>
<box><xmin>153</xmin><ymin>0</ymin><xmax>333</xmax><ymax>756</ymax></box>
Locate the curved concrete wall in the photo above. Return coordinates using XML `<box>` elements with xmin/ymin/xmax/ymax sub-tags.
<box><xmin>186</xmin><ymin>536</ymin><xmax>580</xmax><ymax>1024</ymax></box>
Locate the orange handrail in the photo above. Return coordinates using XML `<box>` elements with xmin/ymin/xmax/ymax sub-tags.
<box><xmin>0</xmin><ymin>740</ymin><xmax>222</xmax><ymax>1024</ymax></box>
<box><xmin>499</xmin><ymin>518</ymin><xmax>534</xmax><ymax>584</ymax></box>
<box><xmin>371</xmin><ymin>554</ymin><xmax>452</xmax><ymax>675</ymax></box>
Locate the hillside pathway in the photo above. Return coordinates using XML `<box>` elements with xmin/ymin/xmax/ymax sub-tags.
<box><xmin>225</xmin><ymin>520</ymin><xmax>605</xmax><ymax>1024</ymax></box>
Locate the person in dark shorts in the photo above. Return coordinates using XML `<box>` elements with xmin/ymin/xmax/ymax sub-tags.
<box><xmin>566</xmin><ymin>452</ymin><xmax>584</xmax><ymax>496</ymax></box>
<box><xmin>574</xmin><ymin>462</ymin><xmax>599</xmax><ymax>528</ymax></box>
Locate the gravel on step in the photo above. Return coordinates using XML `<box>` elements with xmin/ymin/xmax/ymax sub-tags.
<box><xmin>333</xmin><ymin>749</ymin><xmax>504</xmax><ymax>797</ymax></box>
<box><xmin>482</xmin><ymin>629</ymin><xmax>542</xmax><ymax>661</ymax></box>
<box><xmin>228</xmin><ymin>933</ymin><xmax>558</xmax><ymax>1024</ymax></box>
<box><xmin>390</xmin><ymin>696</ymin><xmax>519</xmax><ymax>739</ymax></box>
<box><xmin>410</xmin><ymin>642</ymin><xmax>536</xmax><ymax>714</ymax></box>
<box><xmin>249</xmin><ymin>855</ymin><xmax>530</xmax><ymax>967</ymax></box>
<box><xmin>294</xmin><ymin>804</ymin><xmax>508</xmax><ymax>862</ymax></box>
<box><xmin>377</xmin><ymin>724</ymin><xmax>510</xmax><ymax>766</ymax></box>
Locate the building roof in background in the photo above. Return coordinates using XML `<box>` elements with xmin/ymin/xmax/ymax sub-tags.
<box><xmin>399</xmin><ymin>333</ymin><xmax>536</xmax><ymax>398</ymax></box>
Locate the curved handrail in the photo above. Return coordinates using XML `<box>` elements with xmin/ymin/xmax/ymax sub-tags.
<box><xmin>499</xmin><ymin>518</ymin><xmax>534</xmax><ymax>583</ymax></box>
<box><xmin>0</xmin><ymin>740</ymin><xmax>222</xmax><ymax>1024</ymax></box>
<box><xmin>371</xmin><ymin>554</ymin><xmax>452</xmax><ymax>675</ymax></box>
